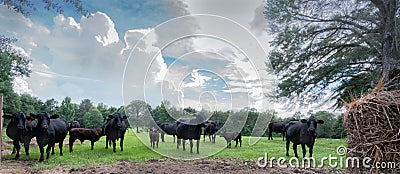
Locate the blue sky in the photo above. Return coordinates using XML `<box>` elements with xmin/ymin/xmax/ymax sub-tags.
<box><xmin>0</xmin><ymin>0</ymin><xmax>338</xmax><ymax>117</ymax></box>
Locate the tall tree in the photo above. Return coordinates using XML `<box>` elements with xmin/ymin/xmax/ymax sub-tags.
<box><xmin>265</xmin><ymin>0</ymin><xmax>399</xmax><ymax>106</ymax></box>
<box><xmin>76</xmin><ymin>99</ymin><xmax>93</xmax><ymax>127</ymax></box>
<box><xmin>57</xmin><ymin>96</ymin><xmax>78</xmax><ymax>122</ymax></box>
<box><xmin>125</xmin><ymin>100</ymin><xmax>150</xmax><ymax>133</ymax></box>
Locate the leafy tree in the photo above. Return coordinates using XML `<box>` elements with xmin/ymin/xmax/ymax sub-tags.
<box><xmin>83</xmin><ymin>107</ymin><xmax>103</xmax><ymax>128</ymax></box>
<box><xmin>1</xmin><ymin>0</ymin><xmax>88</xmax><ymax>17</ymax></box>
<box><xmin>44</xmin><ymin>98</ymin><xmax>58</xmax><ymax>115</ymax></box>
<box><xmin>57</xmin><ymin>96</ymin><xmax>78</xmax><ymax>122</ymax></box>
<box><xmin>125</xmin><ymin>100</ymin><xmax>150</xmax><ymax>133</ymax></box>
<box><xmin>76</xmin><ymin>99</ymin><xmax>93</xmax><ymax>127</ymax></box>
<box><xmin>265</xmin><ymin>0</ymin><xmax>399</xmax><ymax>106</ymax></box>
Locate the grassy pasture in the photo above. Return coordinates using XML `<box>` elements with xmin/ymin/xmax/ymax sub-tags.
<box><xmin>2</xmin><ymin>129</ymin><xmax>346</xmax><ymax>170</ymax></box>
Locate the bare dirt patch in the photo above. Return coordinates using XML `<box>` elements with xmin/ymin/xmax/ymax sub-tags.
<box><xmin>1</xmin><ymin>138</ymin><xmax>344</xmax><ymax>174</ymax></box>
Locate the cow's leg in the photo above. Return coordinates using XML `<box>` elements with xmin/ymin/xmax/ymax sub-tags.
<box><xmin>208</xmin><ymin>134</ymin><xmax>211</xmax><ymax>142</ymax></box>
<box><xmin>268</xmin><ymin>130</ymin><xmax>273</xmax><ymax>140</ymax></box>
<box><xmin>182</xmin><ymin>140</ymin><xmax>186</xmax><ymax>151</ymax></box>
<box><xmin>69</xmin><ymin>138</ymin><xmax>75</xmax><ymax>152</ymax></box>
<box><xmin>24</xmin><ymin>142</ymin><xmax>30</xmax><ymax>157</ymax></box>
<box><xmin>173</xmin><ymin>135</ymin><xmax>176</xmax><ymax>143</ymax></box>
<box><xmin>161</xmin><ymin>132</ymin><xmax>165</xmax><ymax>142</ymax></box>
<box><xmin>12</xmin><ymin>146</ymin><xmax>16</xmax><ymax>154</ymax></box>
<box><xmin>282</xmin><ymin>132</ymin><xmax>285</xmax><ymax>141</ymax></box>
<box><xmin>196</xmin><ymin>140</ymin><xmax>200</xmax><ymax>154</ymax></box>
<box><xmin>59</xmin><ymin>141</ymin><xmax>63</xmax><ymax>156</ymax></box>
<box><xmin>51</xmin><ymin>146</ymin><xmax>55</xmax><ymax>155</ymax></box>
<box><xmin>46</xmin><ymin>145</ymin><xmax>52</xmax><ymax>160</ymax></box>
<box><xmin>235</xmin><ymin>140</ymin><xmax>238</xmax><ymax>148</ymax></box>
<box><xmin>293</xmin><ymin>143</ymin><xmax>299</xmax><ymax>158</ymax></box>
<box><xmin>286</xmin><ymin>140</ymin><xmax>290</xmax><ymax>156</ymax></box>
<box><xmin>177</xmin><ymin>139</ymin><xmax>180</xmax><ymax>149</ymax></box>
<box><xmin>120</xmin><ymin>136</ymin><xmax>124</xmax><ymax>151</ymax></box>
<box><xmin>239</xmin><ymin>138</ymin><xmax>242</xmax><ymax>147</ymax></box>
<box><xmin>309</xmin><ymin>144</ymin><xmax>314</xmax><ymax>158</ymax></box>
<box><xmin>39</xmin><ymin>146</ymin><xmax>45</xmax><ymax>162</ymax></box>
<box><xmin>105</xmin><ymin>136</ymin><xmax>109</xmax><ymax>149</ymax></box>
<box><xmin>189</xmin><ymin>139</ymin><xmax>193</xmax><ymax>154</ymax></box>
<box><xmin>13</xmin><ymin>140</ymin><xmax>20</xmax><ymax>160</ymax></box>
<box><xmin>91</xmin><ymin>141</ymin><xmax>95</xmax><ymax>150</ymax></box>
<box><xmin>301</xmin><ymin>144</ymin><xmax>306</xmax><ymax>158</ymax></box>
<box><xmin>112</xmin><ymin>139</ymin><xmax>117</xmax><ymax>153</ymax></box>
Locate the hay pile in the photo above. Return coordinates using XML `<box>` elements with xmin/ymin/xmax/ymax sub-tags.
<box><xmin>343</xmin><ymin>79</ymin><xmax>400</xmax><ymax>173</ymax></box>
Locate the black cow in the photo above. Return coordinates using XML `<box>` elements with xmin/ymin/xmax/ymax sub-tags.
<box><xmin>30</xmin><ymin>112</ymin><xmax>68</xmax><ymax>162</ymax></box>
<box><xmin>2</xmin><ymin>112</ymin><xmax>36</xmax><ymax>159</ymax></box>
<box><xmin>268</xmin><ymin>121</ymin><xmax>288</xmax><ymax>141</ymax></box>
<box><xmin>159</xmin><ymin>122</ymin><xmax>178</xmax><ymax>143</ymax></box>
<box><xmin>285</xmin><ymin>116</ymin><xmax>324</xmax><ymax>158</ymax></box>
<box><xmin>203</xmin><ymin>120</ymin><xmax>218</xmax><ymax>143</ymax></box>
<box><xmin>69</xmin><ymin>128</ymin><xmax>105</xmax><ymax>152</ymax></box>
<box><xmin>219</xmin><ymin>131</ymin><xmax>242</xmax><ymax>148</ymax></box>
<box><xmin>67</xmin><ymin>120</ymin><xmax>80</xmax><ymax>131</ymax></box>
<box><xmin>176</xmin><ymin>113</ymin><xmax>207</xmax><ymax>154</ymax></box>
<box><xmin>104</xmin><ymin>113</ymin><xmax>127</xmax><ymax>152</ymax></box>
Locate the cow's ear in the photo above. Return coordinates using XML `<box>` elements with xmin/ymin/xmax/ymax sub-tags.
<box><xmin>2</xmin><ymin>114</ymin><xmax>13</xmax><ymax>119</ymax></box>
<box><xmin>50</xmin><ymin>114</ymin><xmax>60</xmax><ymax>119</ymax></box>
<box><xmin>123</xmin><ymin>115</ymin><xmax>127</xmax><ymax>119</ymax></box>
<box><xmin>317</xmin><ymin>120</ymin><xmax>324</xmax><ymax>124</ymax></box>
<box><xmin>301</xmin><ymin>119</ymin><xmax>307</xmax><ymax>123</ymax></box>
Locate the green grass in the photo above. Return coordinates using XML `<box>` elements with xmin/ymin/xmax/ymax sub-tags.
<box><xmin>2</xmin><ymin>129</ymin><xmax>346</xmax><ymax>170</ymax></box>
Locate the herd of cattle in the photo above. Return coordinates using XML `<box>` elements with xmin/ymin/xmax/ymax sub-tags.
<box><xmin>2</xmin><ymin>111</ymin><xmax>324</xmax><ymax>162</ymax></box>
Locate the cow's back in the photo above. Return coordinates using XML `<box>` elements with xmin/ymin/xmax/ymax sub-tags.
<box><xmin>176</xmin><ymin>124</ymin><xmax>202</xmax><ymax>140</ymax></box>
<box><xmin>51</xmin><ymin>118</ymin><xmax>67</xmax><ymax>142</ymax></box>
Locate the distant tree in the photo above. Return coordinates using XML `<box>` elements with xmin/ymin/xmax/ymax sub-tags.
<box><xmin>76</xmin><ymin>99</ymin><xmax>93</xmax><ymax>127</ymax></box>
<box><xmin>57</xmin><ymin>96</ymin><xmax>78</xmax><ymax>122</ymax></box>
<box><xmin>83</xmin><ymin>107</ymin><xmax>103</xmax><ymax>128</ymax></box>
<box><xmin>44</xmin><ymin>98</ymin><xmax>58</xmax><ymax>115</ymax></box>
<box><xmin>125</xmin><ymin>100</ymin><xmax>150</xmax><ymax>133</ymax></box>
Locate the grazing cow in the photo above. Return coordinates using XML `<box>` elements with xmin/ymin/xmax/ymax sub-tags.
<box><xmin>104</xmin><ymin>113</ymin><xmax>127</xmax><ymax>152</ymax></box>
<box><xmin>149</xmin><ymin>127</ymin><xmax>159</xmax><ymax>148</ymax></box>
<box><xmin>176</xmin><ymin>113</ymin><xmax>207</xmax><ymax>154</ymax></box>
<box><xmin>203</xmin><ymin>120</ymin><xmax>218</xmax><ymax>143</ymax></box>
<box><xmin>67</xmin><ymin>121</ymin><xmax>80</xmax><ymax>130</ymax></box>
<box><xmin>69</xmin><ymin>128</ymin><xmax>105</xmax><ymax>152</ymax></box>
<box><xmin>219</xmin><ymin>131</ymin><xmax>242</xmax><ymax>148</ymax></box>
<box><xmin>30</xmin><ymin>112</ymin><xmax>67</xmax><ymax>162</ymax></box>
<box><xmin>2</xmin><ymin>112</ymin><xmax>36</xmax><ymax>159</ymax></box>
<box><xmin>285</xmin><ymin>115</ymin><xmax>324</xmax><ymax>158</ymax></box>
<box><xmin>268</xmin><ymin>121</ymin><xmax>288</xmax><ymax>141</ymax></box>
<box><xmin>159</xmin><ymin>122</ymin><xmax>178</xmax><ymax>143</ymax></box>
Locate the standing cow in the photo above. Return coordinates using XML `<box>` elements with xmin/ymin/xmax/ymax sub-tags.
<box><xmin>159</xmin><ymin>122</ymin><xmax>178</xmax><ymax>143</ymax></box>
<box><xmin>176</xmin><ymin>113</ymin><xmax>207</xmax><ymax>154</ymax></box>
<box><xmin>203</xmin><ymin>120</ymin><xmax>218</xmax><ymax>143</ymax></box>
<box><xmin>2</xmin><ymin>112</ymin><xmax>36</xmax><ymax>159</ymax></box>
<box><xmin>149</xmin><ymin>127</ymin><xmax>159</xmax><ymax>148</ymax></box>
<box><xmin>285</xmin><ymin>115</ymin><xmax>324</xmax><ymax>158</ymax></box>
<box><xmin>104</xmin><ymin>113</ymin><xmax>127</xmax><ymax>152</ymax></box>
<box><xmin>30</xmin><ymin>112</ymin><xmax>68</xmax><ymax>162</ymax></box>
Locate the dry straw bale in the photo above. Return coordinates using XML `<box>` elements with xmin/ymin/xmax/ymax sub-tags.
<box><xmin>343</xmin><ymin>79</ymin><xmax>400</xmax><ymax>173</ymax></box>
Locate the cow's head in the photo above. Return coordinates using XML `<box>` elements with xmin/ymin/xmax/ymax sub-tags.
<box><xmin>301</xmin><ymin>115</ymin><xmax>324</xmax><ymax>134</ymax></box>
<box><xmin>30</xmin><ymin>112</ymin><xmax>51</xmax><ymax>131</ymax></box>
<box><xmin>109</xmin><ymin>113</ymin><xmax>127</xmax><ymax>128</ymax></box>
<box><xmin>3</xmin><ymin>112</ymin><xmax>27</xmax><ymax>131</ymax></box>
